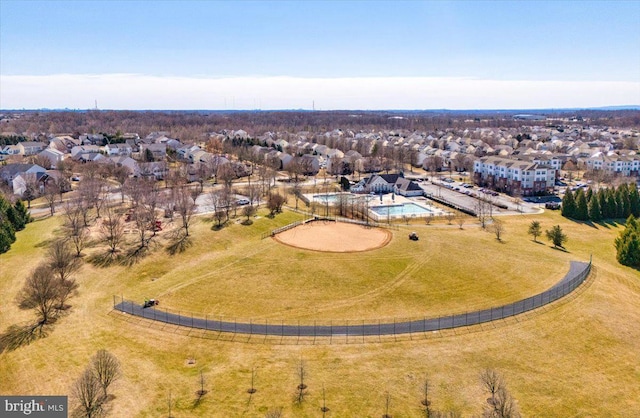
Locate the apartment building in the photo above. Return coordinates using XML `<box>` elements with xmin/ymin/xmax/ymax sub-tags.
<box><xmin>473</xmin><ymin>156</ymin><xmax>556</xmax><ymax>196</ymax></box>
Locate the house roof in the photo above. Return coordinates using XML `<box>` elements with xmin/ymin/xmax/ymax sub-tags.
<box><xmin>0</xmin><ymin>163</ymin><xmax>46</xmax><ymax>178</ymax></box>
<box><xmin>394</xmin><ymin>177</ymin><xmax>422</xmax><ymax>192</ymax></box>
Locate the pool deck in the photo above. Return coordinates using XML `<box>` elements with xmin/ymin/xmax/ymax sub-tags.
<box><xmin>302</xmin><ymin>192</ymin><xmax>449</xmax><ymax>220</ymax></box>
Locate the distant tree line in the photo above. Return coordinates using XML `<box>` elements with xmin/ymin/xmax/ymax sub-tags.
<box><xmin>3</xmin><ymin>109</ymin><xmax>638</xmax><ymax>143</ymax></box>
<box><xmin>561</xmin><ymin>183</ymin><xmax>640</xmax><ymax>222</ymax></box>
<box><xmin>0</xmin><ymin>195</ymin><xmax>30</xmax><ymax>254</ymax></box>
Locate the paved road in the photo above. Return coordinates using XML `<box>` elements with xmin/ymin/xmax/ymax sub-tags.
<box><xmin>113</xmin><ymin>261</ymin><xmax>590</xmax><ymax>337</ymax></box>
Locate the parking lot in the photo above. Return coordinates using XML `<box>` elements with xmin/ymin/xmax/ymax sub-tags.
<box><xmin>417</xmin><ymin>177</ymin><xmax>541</xmax><ymax>215</ymax></box>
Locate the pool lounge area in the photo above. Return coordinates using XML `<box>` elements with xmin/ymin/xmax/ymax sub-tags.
<box><xmin>302</xmin><ymin>192</ymin><xmax>449</xmax><ymax>221</ymax></box>
<box><xmin>368</xmin><ymin>201</ymin><xmax>445</xmax><ymax>220</ymax></box>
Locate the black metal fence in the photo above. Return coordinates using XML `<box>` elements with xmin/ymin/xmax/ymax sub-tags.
<box><xmin>113</xmin><ymin>260</ymin><xmax>591</xmax><ymax>337</ymax></box>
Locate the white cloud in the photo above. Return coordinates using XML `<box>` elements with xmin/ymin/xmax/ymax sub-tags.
<box><xmin>1</xmin><ymin>74</ymin><xmax>638</xmax><ymax>110</ymax></box>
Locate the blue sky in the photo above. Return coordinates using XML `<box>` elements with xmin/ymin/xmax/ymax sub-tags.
<box><xmin>1</xmin><ymin>1</ymin><xmax>639</xmax><ymax>109</ymax></box>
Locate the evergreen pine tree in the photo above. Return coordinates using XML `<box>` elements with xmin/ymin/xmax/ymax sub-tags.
<box><xmin>574</xmin><ymin>188</ymin><xmax>589</xmax><ymax>221</ymax></box>
<box><xmin>13</xmin><ymin>200</ymin><xmax>31</xmax><ymax>229</ymax></box>
<box><xmin>615</xmin><ymin>215</ymin><xmax>640</xmax><ymax>268</ymax></box>
<box><xmin>598</xmin><ymin>188</ymin><xmax>609</xmax><ymax>218</ymax></box>
<box><xmin>0</xmin><ymin>197</ymin><xmax>16</xmax><ymax>254</ymax></box>
<box><xmin>615</xmin><ymin>186</ymin><xmax>625</xmax><ymax>219</ymax></box>
<box><xmin>588</xmin><ymin>192</ymin><xmax>602</xmax><ymax>221</ymax></box>
<box><xmin>586</xmin><ymin>187</ymin><xmax>593</xmax><ymax>203</ymax></box>
<box><xmin>629</xmin><ymin>184</ymin><xmax>640</xmax><ymax>217</ymax></box>
<box><xmin>607</xmin><ymin>188</ymin><xmax>618</xmax><ymax>219</ymax></box>
<box><xmin>561</xmin><ymin>188</ymin><xmax>576</xmax><ymax>218</ymax></box>
<box><xmin>617</xmin><ymin>184</ymin><xmax>631</xmax><ymax>218</ymax></box>
<box><xmin>0</xmin><ymin>223</ymin><xmax>16</xmax><ymax>253</ymax></box>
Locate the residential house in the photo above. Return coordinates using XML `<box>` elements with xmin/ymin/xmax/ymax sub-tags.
<box><xmin>49</xmin><ymin>135</ymin><xmax>81</xmax><ymax>152</ymax></box>
<box><xmin>38</xmin><ymin>147</ymin><xmax>65</xmax><ymax>168</ymax></box>
<box><xmin>17</xmin><ymin>141</ymin><xmax>46</xmax><ymax>156</ymax></box>
<box><xmin>104</xmin><ymin>143</ymin><xmax>133</xmax><ymax>157</ymax></box>
<box><xmin>0</xmin><ymin>163</ymin><xmax>46</xmax><ymax>185</ymax></box>
<box><xmin>0</xmin><ymin>145</ymin><xmax>21</xmax><ymax>155</ymax></box>
<box><xmin>140</xmin><ymin>143</ymin><xmax>167</xmax><ymax>160</ymax></box>
<box><xmin>12</xmin><ymin>172</ymin><xmax>50</xmax><ymax>196</ymax></box>
<box><xmin>298</xmin><ymin>154</ymin><xmax>320</xmax><ymax>175</ymax></box>
<box><xmin>73</xmin><ymin>152</ymin><xmax>105</xmax><ymax>163</ymax></box>
<box><xmin>71</xmin><ymin>145</ymin><xmax>102</xmax><ymax>158</ymax></box>
<box><xmin>136</xmin><ymin>162</ymin><xmax>167</xmax><ymax>180</ymax></box>
<box><xmin>80</xmin><ymin>134</ymin><xmax>106</xmax><ymax>145</ymax></box>
<box><xmin>108</xmin><ymin>156</ymin><xmax>138</xmax><ymax>174</ymax></box>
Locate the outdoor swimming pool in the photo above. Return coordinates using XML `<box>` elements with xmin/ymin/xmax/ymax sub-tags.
<box><xmin>369</xmin><ymin>202</ymin><xmax>434</xmax><ymax>217</ymax></box>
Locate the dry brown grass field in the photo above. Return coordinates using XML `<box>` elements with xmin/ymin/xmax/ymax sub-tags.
<box><xmin>1</xmin><ymin>206</ymin><xmax>639</xmax><ymax>417</ymax></box>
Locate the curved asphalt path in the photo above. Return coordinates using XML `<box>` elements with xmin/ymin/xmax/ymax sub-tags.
<box><xmin>113</xmin><ymin>261</ymin><xmax>590</xmax><ymax>337</ymax></box>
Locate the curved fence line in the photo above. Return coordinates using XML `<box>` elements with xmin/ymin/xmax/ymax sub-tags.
<box><xmin>113</xmin><ymin>260</ymin><xmax>591</xmax><ymax>337</ymax></box>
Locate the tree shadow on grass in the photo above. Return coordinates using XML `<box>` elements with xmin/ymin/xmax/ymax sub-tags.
<box><xmin>192</xmin><ymin>390</ymin><xmax>208</xmax><ymax>409</ymax></box>
<box><xmin>211</xmin><ymin>222</ymin><xmax>229</xmax><ymax>231</ymax></box>
<box><xmin>166</xmin><ymin>232</ymin><xmax>192</xmax><ymax>255</ymax></box>
<box><xmin>119</xmin><ymin>245</ymin><xmax>151</xmax><ymax>267</ymax></box>
<box><xmin>86</xmin><ymin>251</ymin><xmax>127</xmax><ymax>268</ymax></box>
<box><xmin>0</xmin><ymin>322</ymin><xmax>52</xmax><ymax>353</ymax></box>
<box><xmin>550</xmin><ymin>246</ymin><xmax>570</xmax><ymax>253</ymax></box>
<box><xmin>34</xmin><ymin>238</ymin><xmax>55</xmax><ymax>248</ymax></box>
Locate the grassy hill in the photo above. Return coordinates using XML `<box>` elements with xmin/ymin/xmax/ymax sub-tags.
<box><xmin>1</xmin><ymin>208</ymin><xmax>638</xmax><ymax>416</ymax></box>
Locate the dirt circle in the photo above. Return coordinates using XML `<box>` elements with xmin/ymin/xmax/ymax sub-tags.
<box><xmin>273</xmin><ymin>221</ymin><xmax>392</xmax><ymax>252</ymax></box>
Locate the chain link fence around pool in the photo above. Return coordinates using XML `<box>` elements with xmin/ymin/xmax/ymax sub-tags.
<box><xmin>113</xmin><ymin>260</ymin><xmax>591</xmax><ymax>337</ymax></box>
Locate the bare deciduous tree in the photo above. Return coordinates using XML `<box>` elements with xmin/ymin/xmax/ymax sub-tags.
<box><xmin>209</xmin><ymin>188</ymin><xmax>231</xmax><ymax>227</ymax></box>
<box><xmin>383</xmin><ymin>391</ymin><xmax>392</xmax><ymax>418</ymax></box>
<box><xmin>46</xmin><ymin>239</ymin><xmax>80</xmax><ymax>310</ymax></box>
<box><xmin>72</xmin><ymin>367</ymin><xmax>103</xmax><ymax>418</ymax></box>
<box><xmin>422</xmin><ymin>376</ymin><xmax>432</xmax><ymax>418</ymax></box>
<box><xmin>62</xmin><ymin>199</ymin><xmax>89</xmax><ymax>257</ymax></box>
<box><xmin>267</xmin><ymin>193</ymin><xmax>285</xmax><ymax>216</ymax></box>
<box><xmin>445</xmin><ymin>211</ymin><xmax>455</xmax><ymax>225</ymax></box>
<box><xmin>126</xmin><ymin>177</ymin><xmax>159</xmax><ymax>249</ymax></box>
<box><xmin>475</xmin><ymin>198</ymin><xmax>490</xmax><ymax>229</ymax></box>
<box><xmin>174</xmin><ymin>185</ymin><xmax>198</xmax><ymax>237</ymax></box>
<box><xmin>79</xmin><ymin>178</ymin><xmax>107</xmax><ymax>219</ymax></box>
<box><xmin>296</xmin><ymin>359</ymin><xmax>307</xmax><ymax>404</ymax></box>
<box><xmin>242</xmin><ymin>204</ymin><xmax>257</xmax><ymax>224</ymax></box>
<box><xmin>264</xmin><ymin>408</ymin><xmax>283</xmax><ymax>418</ymax></box>
<box><xmin>491</xmin><ymin>219</ymin><xmax>505</xmax><ymax>241</ymax></box>
<box><xmin>480</xmin><ymin>369</ymin><xmax>520</xmax><ymax>418</ymax></box>
<box><xmin>100</xmin><ymin>204</ymin><xmax>125</xmax><ymax>255</ymax></box>
<box><xmin>43</xmin><ymin>181</ymin><xmax>58</xmax><ymax>216</ymax></box>
<box><xmin>92</xmin><ymin>349</ymin><xmax>121</xmax><ymax>398</ymax></box>
<box><xmin>111</xmin><ymin>165</ymin><xmax>130</xmax><ymax>203</ymax></box>
<box><xmin>217</xmin><ymin>162</ymin><xmax>236</xmax><ymax>191</ymax></box>
<box><xmin>18</xmin><ymin>264</ymin><xmax>59</xmax><ymax>326</ymax></box>
<box><xmin>480</xmin><ymin>369</ymin><xmax>503</xmax><ymax>407</ymax></box>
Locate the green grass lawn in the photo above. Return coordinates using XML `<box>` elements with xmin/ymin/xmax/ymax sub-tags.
<box><xmin>1</xmin><ymin>208</ymin><xmax>638</xmax><ymax>417</ymax></box>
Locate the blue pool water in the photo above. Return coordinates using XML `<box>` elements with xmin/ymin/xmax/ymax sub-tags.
<box><xmin>370</xmin><ymin>202</ymin><xmax>433</xmax><ymax>216</ymax></box>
